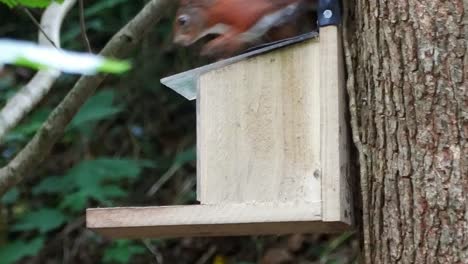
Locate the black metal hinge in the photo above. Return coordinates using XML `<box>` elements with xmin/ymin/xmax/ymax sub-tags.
<box><xmin>318</xmin><ymin>0</ymin><xmax>342</xmax><ymax>27</ymax></box>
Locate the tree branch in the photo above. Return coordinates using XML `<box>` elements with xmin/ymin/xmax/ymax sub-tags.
<box><xmin>78</xmin><ymin>0</ymin><xmax>92</xmax><ymax>52</ymax></box>
<box><xmin>0</xmin><ymin>0</ymin><xmax>170</xmax><ymax>196</ymax></box>
<box><xmin>0</xmin><ymin>0</ymin><xmax>77</xmax><ymax>141</ymax></box>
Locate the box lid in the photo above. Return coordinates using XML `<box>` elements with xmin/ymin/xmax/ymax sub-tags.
<box><xmin>160</xmin><ymin>32</ymin><xmax>318</xmax><ymax>100</ymax></box>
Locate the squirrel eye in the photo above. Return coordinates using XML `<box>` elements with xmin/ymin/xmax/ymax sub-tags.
<box><xmin>177</xmin><ymin>15</ymin><xmax>189</xmax><ymax>26</ymax></box>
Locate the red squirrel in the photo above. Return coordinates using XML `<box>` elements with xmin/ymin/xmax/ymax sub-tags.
<box><xmin>173</xmin><ymin>0</ymin><xmax>316</xmax><ymax>58</ymax></box>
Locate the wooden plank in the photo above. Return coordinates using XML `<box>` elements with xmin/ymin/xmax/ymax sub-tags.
<box><xmin>319</xmin><ymin>26</ymin><xmax>352</xmax><ymax>224</ymax></box>
<box><xmin>197</xmin><ymin>39</ymin><xmax>322</xmax><ymax>204</ymax></box>
<box><xmin>90</xmin><ymin>222</ymin><xmax>349</xmax><ymax>239</ymax></box>
<box><xmin>86</xmin><ymin>202</ymin><xmax>350</xmax><ymax>238</ymax></box>
<box><xmin>196</xmin><ymin>79</ymin><xmax>201</xmax><ymax>201</ymax></box>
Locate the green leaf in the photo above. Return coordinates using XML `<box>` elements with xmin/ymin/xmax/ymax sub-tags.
<box><xmin>69</xmin><ymin>158</ymin><xmax>151</xmax><ymax>188</ymax></box>
<box><xmin>103</xmin><ymin>240</ymin><xmax>145</xmax><ymax>264</ymax></box>
<box><xmin>5</xmin><ymin>108</ymin><xmax>51</xmax><ymax>142</ymax></box>
<box><xmin>12</xmin><ymin>208</ymin><xmax>68</xmax><ymax>233</ymax></box>
<box><xmin>32</xmin><ymin>176</ymin><xmax>73</xmax><ymax>195</ymax></box>
<box><xmin>174</xmin><ymin>147</ymin><xmax>196</xmax><ymax>165</ymax></box>
<box><xmin>57</xmin><ymin>158</ymin><xmax>153</xmax><ymax>211</ymax></box>
<box><xmin>1</xmin><ymin>187</ymin><xmax>19</xmax><ymax>205</ymax></box>
<box><xmin>91</xmin><ymin>185</ymin><xmax>127</xmax><ymax>201</ymax></box>
<box><xmin>0</xmin><ymin>0</ymin><xmax>15</xmax><ymax>8</ymax></box>
<box><xmin>0</xmin><ymin>0</ymin><xmax>55</xmax><ymax>8</ymax></box>
<box><xmin>84</xmin><ymin>0</ymin><xmax>127</xmax><ymax>17</ymax></box>
<box><xmin>59</xmin><ymin>191</ymin><xmax>88</xmax><ymax>212</ymax></box>
<box><xmin>59</xmin><ymin>185</ymin><xmax>126</xmax><ymax>211</ymax></box>
<box><xmin>0</xmin><ymin>238</ymin><xmax>44</xmax><ymax>264</ymax></box>
<box><xmin>0</xmin><ymin>74</ymin><xmax>14</xmax><ymax>90</ymax></box>
<box><xmin>62</xmin><ymin>20</ymin><xmax>104</xmax><ymax>44</ymax></box>
<box><xmin>69</xmin><ymin>90</ymin><xmax>122</xmax><ymax>129</ymax></box>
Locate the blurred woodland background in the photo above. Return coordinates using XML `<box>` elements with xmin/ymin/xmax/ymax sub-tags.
<box><xmin>0</xmin><ymin>1</ymin><xmax>357</xmax><ymax>263</ymax></box>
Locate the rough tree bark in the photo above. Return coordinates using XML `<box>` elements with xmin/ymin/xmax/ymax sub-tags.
<box><xmin>344</xmin><ymin>0</ymin><xmax>467</xmax><ymax>263</ymax></box>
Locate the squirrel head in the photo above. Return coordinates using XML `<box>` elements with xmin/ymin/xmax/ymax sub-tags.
<box><xmin>173</xmin><ymin>0</ymin><xmax>215</xmax><ymax>46</ymax></box>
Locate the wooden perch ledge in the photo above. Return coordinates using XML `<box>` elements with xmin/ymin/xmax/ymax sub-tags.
<box><xmin>86</xmin><ymin>202</ymin><xmax>350</xmax><ymax>238</ymax></box>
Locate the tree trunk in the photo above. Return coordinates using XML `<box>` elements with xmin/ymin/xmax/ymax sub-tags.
<box><xmin>344</xmin><ymin>0</ymin><xmax>467</xmax><ymax>263</ymax></box>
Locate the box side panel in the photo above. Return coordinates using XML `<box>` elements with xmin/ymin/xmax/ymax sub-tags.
<box><xmin>196</xmin><ymin>78</ymin><xmax>202</xmax><ymax>201</ymax></box>
<box><xmin>198</xmin><ymin>40</ymin><xmax>322</xmax><ymax>204</ymax></box>
<box><xmin>319</xmin><ymin>26</ymin><xmax>353</xmax><ymax>225</ymax></box>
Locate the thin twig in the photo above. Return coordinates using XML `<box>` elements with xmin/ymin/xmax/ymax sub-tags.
<box><xmin>78</xmin><ymin>0</ymin><xmax>92</xmax><ymax>52</ymax></box>
<box><xmin>141</xmin><ymin>239</ymin><xmax>163</xmax><ymax>264</ymax></box>
<box><xmin>146</xmin><ymin>163</ymin><xmax>183</xmax><ymax>196</ymax></box>
<box><xmin>173</xmin><ymin>176</ymin><xmax>196</xmax><ymax>204</ymax></box>
<box><xmin>195</xmin><ymin>245</ymin><xmax>217</xmax><ymax>264</ymax></box>
<box><xmin>22</xmin><ymin>7</ymin><xmax>57</xmax><ymax>48</ymax></box>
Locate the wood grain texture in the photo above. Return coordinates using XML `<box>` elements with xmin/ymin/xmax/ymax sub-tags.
<box><xmin>86</xmin><ymin>202</ymin><xmax>350</xmax><ymax>238</ymax></box>
<box><xmin>319</xmin><ymin>26</ymin><xmax>352</xmax><ymax>224</ymax></box>
<box><xmin>197</xmin><ymin>39</ymin><xmax>322</xmax><ymax>205</ymax></box>
<box><xmin>87</xmin><ymin>33</ymin><xmax>354</xmax><ymax>239</ymax></box>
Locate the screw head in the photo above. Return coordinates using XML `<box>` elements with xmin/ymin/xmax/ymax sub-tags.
<box><xmin>323</xmin><ymin>9</ymin><xmax>333</xmax><ymax>19</ymax></box>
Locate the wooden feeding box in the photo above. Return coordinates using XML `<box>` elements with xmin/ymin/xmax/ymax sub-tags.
<box><xmin>87</xmin><ymin>24</ymin><xmax>352</xmax><ymax>238</ymax></box>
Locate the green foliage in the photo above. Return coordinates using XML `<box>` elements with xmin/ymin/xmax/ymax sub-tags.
<box><xmin>32</xmin><ymin>176</ymin><xmax>73</xmax><ymax>195</ymax></box>
<box><xmin>1</xmin><ymin>157</ymin><xmax>151</xmax><ymax>262</ymax></box>
<box><xmin>69</xmin><ymin>89</ymin><xmax>123</xmax><ymax>130</ymax></box>
<box><xmin>84</xmin><ymin>0</ymin><xmax>128</xmax><ymax>17</ymax></box>
<box><xmin>12</xmin><ymin>208</ymin><xmax>68</xmax><ymax>233</ymax></box>
<box><xmin>5</xmin><ymin>89</ymin><xmax>120</xmax><ymax>143</ymax></box>
<box><xmin>33</xmin><ymin>158</ymin><xmax>153</xmax><ymax>211</ymax></box>
<box><xmin>70</xmin><ymin>158</ymin><xmax>151</xmax><ymax>184</ymax></box>
<box><xmin>174</xmin><ymin>147</ymin><xmax>196</xmax><ymax>165</ymax></box>
<box><xmin>0</xmin><ymin>0</ymin><xmax>62</xmax><ymax>8</ymax></box>
<box><xmin>4</xmin><ymin>108</ymin><xmax>51</xmax><ymax>142</ymax></box>
<box><xmin>0</xmin><ymin>0</ymin><xmax>207</xmax><ymax>263</ymax></box>
<box><xmin>0</xmin><ymin>237</ymin><xmax>44</xmax><ymax>264</ymax></box>
<box><xmin>1</xmin><ymin>187</ymin><xmax>19</xmax><ymax>205</ymax></box>
<box><xmin>0</xmin><ymin>75</ymin><xmax>14</xmax><ymax>93</ymax></box>
<box><xmin>0</xmin><ymin>0</ymin><xmax>357</xmax><ymax>262</ymax></box>
<box><xmin>102</xmin><ymin>240</ymin><xmax>145</xmax><ymax>264</ymax></box>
